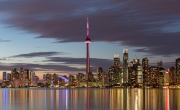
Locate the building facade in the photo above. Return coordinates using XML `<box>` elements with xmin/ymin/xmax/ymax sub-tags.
<box><xmin>123</xmin><ymin>49</ymin><xmax>128</xmax><ymax>83</ymax></box>
<box><xmin>176</xmin><ymin>58</ymin><xmax>180</xmax><ymax>84</ymax></box>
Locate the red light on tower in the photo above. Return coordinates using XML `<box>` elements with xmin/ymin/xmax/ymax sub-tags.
<box><xmin>85</xmin><ymin>38</ymin><xmax>91</xmax><ymax>43</ymax></box>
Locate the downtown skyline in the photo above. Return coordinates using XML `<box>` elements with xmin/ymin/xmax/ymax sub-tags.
<box><xmin>0</xmin><ymin>1</ymin><xmax>180</xmax><ymax>79</ymax></box>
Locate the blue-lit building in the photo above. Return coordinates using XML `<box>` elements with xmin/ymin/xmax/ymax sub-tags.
<box><xmin>3</xmin><ymin>72</ymin><xmax>7</xmax><ymax>80</ymax></box>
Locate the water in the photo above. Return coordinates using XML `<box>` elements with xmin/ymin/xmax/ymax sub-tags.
<box><xmin>0</xmin><ymin>88</ymin><xmax>179</xmax><ymax>110</ymax></box>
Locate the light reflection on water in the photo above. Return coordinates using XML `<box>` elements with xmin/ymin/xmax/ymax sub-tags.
<box><xmin>0</xmin><ymin>88</ymin><xmax>179</xmax><ymax>110</ymax></box>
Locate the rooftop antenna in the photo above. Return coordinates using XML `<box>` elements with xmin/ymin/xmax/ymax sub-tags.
<box><xmin>135</xmin><ymin>53</ymin><xmax>137</xmax><ymax>59</ymax></box>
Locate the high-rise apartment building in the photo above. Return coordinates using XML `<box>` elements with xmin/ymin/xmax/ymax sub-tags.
<box><xmin>176</xmin><ymin>58</ymin><xmax>180</xmax><ymax>84</ymax></box>
<box><xmin>76</xmin><ymin>73</ymin><xmax>85</xmax><ymax>82</ymax></box>
<box><xmin>97</xmin><ymin>67</ymin><xmax>103</xmax><ymax>81</ymax></box>
<box><xmin>149</xmin><ymin>66</ymin><xmax>158</xmax><ymax>86</ymax></box>
<box><xmin>43</xmin><ymin>74</ymin><xmax>46</xmax><ymax>81</ymax></box>
<box><xmin>6</xmin><ymin>73</ymin><xmax>11</xmax><ymax>81</ymax></box>
<box><xmin>108</xmin><ymin>66</ymin><xmax>123</xmax><ymax>85</ymax></box>
<box><xmin>157</xmin><ymin>60</ymin><xmax>163</xmax><ymax>68</ymax></box>
<box><xmin>3</xmin><ymin>72</ymin><xmax>7</xmax><ymax>80</ymax></box>
<box><xmin>114</xmin><ymin>54</ymin><xmax>120</xmax><ymax>66</ymax></box>
<box><xmin>128</xmin><ymin>58</ymin><xmax>142</xmax><ymax>87</ymax></box>
<box><xmin>68</xmin><ymin>75</ymin><xmax>75</xmax><ymax>86</ymax></box>
<box><xmin>137</xmin><ymin>66</ymin><xmax>143</xmax><ymax>85</ymax></box>
<box><xmin>123</xmin><ymin>49</ymin><xmax>128</xmax><ymax>83</ymax></box>
<box><xmin>169</xmin><ymin>67</ymin><xmax>176</xmax><ymax>85</ymax></box>
<box><xmin>158</xmin><ymin>67</ymin><xmax>165</xmax><ymax>86</ymax></box>
<box><xmin>108</xmin><ymin>54</ymin><xmax>123</xmax><ymax>86</ymax></box>
<box><xmin>142</xmin><ymin>57</ymin><xmax>149</xmax><ymax>86</ymax></box>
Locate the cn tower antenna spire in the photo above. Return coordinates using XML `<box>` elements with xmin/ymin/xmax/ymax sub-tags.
<box><xmin>86</xmin><ymin>16</ymin><xmax>89</xmax><ymax>38</ymax></box>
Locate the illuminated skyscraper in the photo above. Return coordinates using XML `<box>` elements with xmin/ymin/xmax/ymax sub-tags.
<box><xmin>7</xmin><ymin>73</ymin><xmax>11</xmax><ymax>81</ymax></box>
<box><xmin>97</xmin><ymin>67</ymin><xmax>103</xmax><ymax>81</ymax></box>
<box><xmin>76</xmin><ymin>73</ymin><xmax>85</xmax><ymax>82</ymax></box>
<box><xmin>175</xmin><ymin>58</ymin><xmax>180</xmax><ymax>84</ymax></box>
<box><xmin>123</xmin><ymin>49</ymin><xmax>128</xmax><ymax>83</ymax></box>
<box><xmin>142</xmin><ymin>57</ymin><xmax>149</xmax><ymax>85</ymax></box>
<box><xmin>169</xmin><ymin>67</ymin><xmax>175</xmax><ymax>85</ymax></box>
<box><xmin>142</xmin><ymin>57</ymin><xmax>149</xmax><ymax>70</ymax></box>
<box><xmin>85</xmin><ymin>17</ymin><xmax>91</xmax><ymax>80</ymax></box>
<box><xmin>137</xmin><ymin>66</ymin><xmax>143</xmax><ymax>84</ymax></box>
<box><xmin>114</xmin><ymin>54</ymin><xmax>120</xmax><ymax>66</ymax></box>
<box><xmin>88</xmin><ymin>66</ymin><xmax>94</xmax><ymax>81</ymax></box>
<box><xmin>3</xmin><ymin>71</ymin><xmax>7</xmax><ymax>80</ymax></box>
<box><xmin>68</xmin><ymin>75</ymin><xmax>75</xmax><ymax>86</ymax></box>
<box><xmin>157</xmin><ymin>60</ymin><xmax>163</xmax><ymax>68</ymax></box>
<box><xmin>108</xmin><ymin>54</ymin><xmax>123</xmax><ymax>86</ymax></box>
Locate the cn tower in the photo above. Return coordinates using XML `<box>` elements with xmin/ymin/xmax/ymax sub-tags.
<box><xmin>85</xmin><ymin>17</ymin><xmax>91</xmax><ymax>80</ymax></box>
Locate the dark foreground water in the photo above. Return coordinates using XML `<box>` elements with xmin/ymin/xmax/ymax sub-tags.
<box><xmin>0</xmin><ymin>88</ymin><xmax>179</xmax><ymax>110</ymax></box>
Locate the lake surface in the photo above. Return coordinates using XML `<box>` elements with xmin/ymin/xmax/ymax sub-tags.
<box><xmin>0</xmin><ymin>88</ymin><xmax>179</xmax><ymax>110</ymax></box>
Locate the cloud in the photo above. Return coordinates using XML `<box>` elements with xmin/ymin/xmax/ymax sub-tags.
<box><xmin>44</xmin><ymin>57</ymin><xmax>113</xmax><ymax>71</ymax></box>
<box><xmin>0</xmin><ymin>39</ymin><xmax>11</xmax><ymax>42</ymax></box>
<box><xmin>0</xmin><ymin>63</ymin><xmax>85</xmax><ymax>73</ymax></box>
<box><xmin>0</xmin><ymin>56</ymin><xmax>174</xmax><ymax>74</ymax></box>
<box><xmin>11</xmin><ymin>51</ymin><xmax>64</xmax><ymax>58</ymax></box>
<box><xmin>0</xmin><ymin>1</ymin><xmax>180</xmax><ymax>56</ymax></box>
<box><xmin>0</xmin><ymin>58</ymin><xmax>8</xmax><ymax>61</ymax></box>
<box><xmin>0</xmin><ymin>57</ymin><xmax>113</xmax><ymax>74</ymax></box>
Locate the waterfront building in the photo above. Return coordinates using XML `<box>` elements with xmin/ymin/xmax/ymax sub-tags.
<box><xmin>102</xmin><ymin>72</ymin><xmax>109</xmax><ymax>86</ymax></box>
<box><xmin>46</xmin><ymin>74</ymin><xmax>52</xmax><ymax>86</ymax></box>
<box><xmin>108</xmin><ymin>55</ymin><xmax>123</xmax><ymax>86</ymax></box>
<box><xmin>30</xmin><ymin>71</ymin><xmax>36</xmax><ymax>86</ymax></box>
<box><xmin>169</xmin><ymin>67</ymin><xmax>176</xmax><ymax>85</ymax></box>
<box><xmin>11</xmin><ymin>68</ymin><xmax>19</xmax><ymax>80</ymax></box>
<box><xmin>128</xmin><ymin>59</ymin><xmax>142</xmax><ymax>87</ymax></box>
<box><xmin>114</xmin><ymin>54</ymin><xmax>120</xmax><ymax>66</ymax></box>
<box><xmin>176</xmin><ymin>58</ymin><xmax>180</xmax><ymax>84</ymax></box>
<box><xmin>76</xmin><ymin>73</ymin><xmax>85</xmax><ymax>82</ymax></box>
<box><xmin>19</xmin><ymin>68</ymin><xmax>29</xmax><ymax>83</ymax></box>
<box><xmin>68</xmin><ymin>75</ymin><xmax>75</xmax><ymax>86</ymax></box>
<box><xmin>142</xmin><ymin>57</ymin><xmax>149</xmax><ymax>86</ymax></box>
<box><xmin>24</xmin><ymin>69</ymin><xmax>30</xmax><ymax>79</ymax></box>
<box><xmin>43</xmin><ymin>74</ymin><xmax>46</xmax><ymax>81</ymax></box>
<box><xmin>3</xmin><ymin>71</ymin><xmax>6</xmax><ymax>80</ymax></box>
<box><xmin>97</xmin><ymin>67</ymin><xmax>103</xmax><ymax>81</ymax></box>
<box><xmin>108</xmin><ymin>66</ymin><xmax>123</xmax><ymax>86</ymax></box>
<box><xmin>6</xmin><ymin>73</ymin><xmax>11</xmax><ymax>81</ymax></box>
<box><xmin>53</xmin><ymin>73</ymin><xmax>59</xmax><ymax>86</ymax></box>
<box><xmin>157</xmin><ymin>60</ymin><xmax>163</xmax><ymax>68</ymax></box>
<box><xmin>19</xmin><ymin>67</ymin><xmax>24</xmax><ymax>80</ymax></box>
<box><xmin>76</xmin><ymin>73</ymin><xmax>85</xmax><ymax>87</ymax></box>
<box><xmin>149</xmin><ymin>66</ymin><xmax>158</xmax><ymax>87</ymax></box>
<box><xmin>128</xmin><ymin>64</ymin><xmax>136</xmax><ymax>87</ymax></box>
<box><xmin>158</xmin><ymin>67</ymin><xmax>165</xmax><ymax>86</ymax></box>
<box><xmin>137</xmin><ymin>66</ymin><xmax>143</xmax><ymax>85</ymax></box>
<box><xmin>123</xmin><ymin>49</ymin><xmax>129</xmax><ymax>84</ymax></box>
<box><xmin>88</xmin><ymin>67</ymin><xmax>95</xmax><ymax>82</ymax></box>
<box><xmin>133</xmin><ymin>59</ymin><xmax>142</xmax><ymax>84</ymax></box>
<box><xmin>164</xmin><ymin>70</ymin><xmax>169</xmax><ymax>86</ymax></box>
<box><xmin>32</xmin><ymin>76</ymin><xmax>39</xmax><ymax>86</ymax></box>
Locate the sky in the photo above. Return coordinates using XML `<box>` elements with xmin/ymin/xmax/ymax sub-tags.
<box><xmin>0</xmin><ymin>0</ymin><xmax>180</xmax><ymax>79</ymax></box>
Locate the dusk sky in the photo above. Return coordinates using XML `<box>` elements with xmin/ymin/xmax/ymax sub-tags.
<box><xmin>0</xmin><ymin>1</ymin><xmax>180</xmax><ymax>79</ymax></box>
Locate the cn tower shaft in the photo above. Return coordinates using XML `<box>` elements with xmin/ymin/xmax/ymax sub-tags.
<box><xmin>86</xmin><ymin>43</ymin><xmax>90</xmax><ymax>75</ymax></box>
